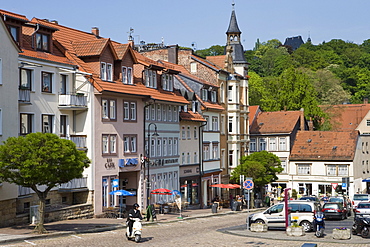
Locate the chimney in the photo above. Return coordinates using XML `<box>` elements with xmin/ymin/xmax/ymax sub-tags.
<box><xmin>92</xmin><ymin>27</ymin><xmax>99</xmax><ymax>37</ymax></box>
<box><xmin>300</xmin><ymin>108</ymin><xmax>305</xmax><ymax>131</ymax></box>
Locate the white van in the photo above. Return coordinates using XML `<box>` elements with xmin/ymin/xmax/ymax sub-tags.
<box><xmin>247</xmin><ymin>200</ymin><xmax>321</xmax><ymax>232</ymax></box>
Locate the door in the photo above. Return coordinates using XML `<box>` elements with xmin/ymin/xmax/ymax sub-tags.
<box><xmin>264</xmin><ymin>204</ymin><xmax>285</xmax><ymax>227</ymax></box>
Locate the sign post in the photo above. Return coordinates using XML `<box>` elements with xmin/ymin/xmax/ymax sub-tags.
<box><xmin>284</xmin><ymin>188</ymin><xmax>291</xmax><ymax>229</ymax></box>
<box><xmin>243</xmin><ymin>178</ymin><xmax>254</xmax><ymax>230</ymax></box>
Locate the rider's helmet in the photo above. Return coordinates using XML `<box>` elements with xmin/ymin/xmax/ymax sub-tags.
<box><xmin>133</xmin><ymin>203</ymin><xmax>140</xmax><ymax>208</ymax></box>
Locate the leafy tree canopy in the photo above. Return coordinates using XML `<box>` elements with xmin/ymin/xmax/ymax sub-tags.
<box><xmin>0</xmin><ymin>133</ymin><xmax>90</xmax><ymax>233</ymax></box>
<box><xmin>231</xmin><ymin>151</ymin><xmax>283</xmax><ymax>187</ymax></box>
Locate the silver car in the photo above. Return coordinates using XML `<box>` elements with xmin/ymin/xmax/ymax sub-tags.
<box><xmin>354</xmin><ymin>202</ymin><xmax>370</xmax><ymax>216</ymax></box>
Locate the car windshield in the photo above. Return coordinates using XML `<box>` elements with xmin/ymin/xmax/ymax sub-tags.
<box><xmin>354</xmin><ymin>195</ymin><xmax>369</xmax><ymax>201</ymax></box>
<box><xmin>324</xmin><ymin>204</ymin><xmax>339</xmax><ymax>209</ymax></box>
<box><xmin>329</xmin><ymin>198</ymin><xmax>343</xmax><ymax>203</ymax></box>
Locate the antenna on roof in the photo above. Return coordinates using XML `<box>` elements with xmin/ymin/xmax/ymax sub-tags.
<box><xmin>191</xmin><ymin>42</ymin><xmax>197</xmax><ymax>51</ymax></box>
<box><xmin>128</xmin><ymin>27</ymin><xmax>134</xmax><ymax>41</ymax></box>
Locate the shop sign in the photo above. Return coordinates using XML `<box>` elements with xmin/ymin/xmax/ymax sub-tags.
<box><xmin>105</xmin><ymin>158</ymin><xmax>115</xmax><ymax>169</ymax></box>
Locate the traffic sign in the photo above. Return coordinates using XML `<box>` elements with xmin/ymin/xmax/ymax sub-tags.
<box><xmin>243</xmin><ymin>179</ymin><xmax>254</xmax><ymax>190</ymax></box>
<box><xmin>342</xmin><ymin>183</ymin><xmax>347</xmax><ymax>189</ymax></box>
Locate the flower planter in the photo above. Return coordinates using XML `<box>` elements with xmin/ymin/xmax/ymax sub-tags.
<box><xmin>332</xmin><ymin>228</ymin><xmax>351</xmax><ymax>240</ymax></box>
<box><xmin>250</xmin><ymin>223</ymin><xmax>268</xmax><ymax>232</ymax></box>
<box><xmin>286</xmin><ymin>226</ymin><xmax>305</xmax><ymax>236</ymax></box>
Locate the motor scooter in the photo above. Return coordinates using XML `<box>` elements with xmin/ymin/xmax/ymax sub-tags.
<box><xmin>352</xmin><ymin>215</ymin><xmax>370</xmax><ymax>238</ymax></box>
<box><xmin>313</xmin><ymin>211</ymin><xmax>325</xmax><ymax>237</ymax></box>
<box><xmin>126</xmin><ymin>218</ymin><xmax>142</xmax><ymax>243</ymax></box>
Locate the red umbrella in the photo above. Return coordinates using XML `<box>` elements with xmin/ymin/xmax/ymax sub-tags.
<box><xmin>210</xmin><ymin>184</ymin><xmax>230</xmax><ymax>188</ymax></box>
<box><xmin>151</xmin><ymin>188</ymin><xmax>172</xmax><ymax>195</ymax></box>
<box><xmin>229</xmin><ymin>184</ymin><xmax>241</xmax><ymax>189</ymax></box>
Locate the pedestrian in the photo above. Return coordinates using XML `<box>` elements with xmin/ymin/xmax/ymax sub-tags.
<box><xmin>264</xmin><ymin>194</ymin><xmax>271</xmax><ymax>207</ymax></box>
<box><xmin>127</xmin><ymin>203</ymin><xmax>143</xmax><ymax>236</ymax></box>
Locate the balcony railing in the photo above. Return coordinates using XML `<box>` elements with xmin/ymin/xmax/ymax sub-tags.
<box><xmin>59</xmin><ymin>177</ymin><xmax>87</xmax><ymax>190</ymax></box>
<box><xmin>61</xmin><ymin>135</ymin><xmax>87</xmax><ymax>149</ymax></box>
<box><xmin>19</xmin><ymin>87</ymin><xmax>31</xmax><ymax>103</ymax></box>
<box><xmin>59</xmin><ymin>93</ymin><xmax>87</xmax><ymax>108</ymax></box>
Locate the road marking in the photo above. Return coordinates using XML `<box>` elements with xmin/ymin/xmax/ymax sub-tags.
<box><xmin>24</xmin><ymin>240</ymin><xmax>37</xmax><ymax>245</ymax></box>
<box><xmin>157</xmin><ymin>223</ymin><xmax>170</xmax><ymax>227</ymax></box>
<box><xmin>71</xmin><ymin>235</ymin><xmax>82</xmax><ymax>239</ymax></box>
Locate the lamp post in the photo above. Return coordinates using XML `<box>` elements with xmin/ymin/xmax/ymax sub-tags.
<box><xmin>146</xmin><ymin>122</ymin><xmax>159</xmax><ymax>207</ymax></box>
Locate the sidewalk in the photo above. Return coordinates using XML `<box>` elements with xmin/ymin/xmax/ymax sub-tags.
<box><xmin>0</xmin><ymin>207</ymin><xmax>252</xmax><ymax>245</ymax></box>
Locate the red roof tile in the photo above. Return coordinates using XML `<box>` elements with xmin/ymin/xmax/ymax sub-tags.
<box><xmin>321</xmin><ymin>104</ymin><xmax>370</xmax><ymax>131</ymax></box>
<box><xmin>206</xmin><ymin>55</ymin><xmax>226</xmax><ymax>69</ymax></box>
<box><xmin>250</xmin><ymin>110</ymin><xmax>302</xmax><ymax>134</ymax></box>
<box><xmin>180</xmin><ymin>110</ymin><xmax>206</xmax><ymax>122</ymax></box>
<box><xmin>290</xmin><ymin>131</ymin><xmax>357</xmax><ymax>161</ymax></box>
<box><xmin>72</xmin><ymin>39</ymin><xmax>110</xmax><ymax>57</ymax></box>
<box><xmin>0</xmin><ymin>9</ymin><xmax>29</xmax><ymax>22</ymax></box>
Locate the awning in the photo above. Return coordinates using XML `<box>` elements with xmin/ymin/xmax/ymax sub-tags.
<box><xmin>362</xmin><ymin>178</ymin><xmax>370</xmax><ymax>182</ymax></box>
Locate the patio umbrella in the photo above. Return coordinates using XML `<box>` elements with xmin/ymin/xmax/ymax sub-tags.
<box><xmin>151</xmin><ymin>188</ymin><xmax>172</xmax><ymax>195</ymax></box>
<box><xmin>210</xmin><ymin>184</ymin><xmax>230</xmax><ymax>189</ymax></box>
<box><xmin>225</xmin><ymin>184</ymin><xmax>241</xmax><ymax>189</ymax></box>
<box><xmin>109</xmin><ymin>189</ymin><xmax>135</xmax><ymax>219</ymax></box>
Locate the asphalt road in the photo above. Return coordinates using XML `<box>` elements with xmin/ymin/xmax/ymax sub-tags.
<box><xmin>0</xmin><ymin>213</ymin><xmax>364</xmax><ymax>247</ymax></box>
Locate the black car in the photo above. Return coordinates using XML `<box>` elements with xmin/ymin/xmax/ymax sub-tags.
<box><xmin>321</xmin><ymin>202</ymin><xmax>348</xmax><ymax>220</ymax></box>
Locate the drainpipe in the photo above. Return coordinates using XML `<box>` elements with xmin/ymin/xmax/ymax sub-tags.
<box><xmin>199</xmin><ymin>121</ymin><xmax>207</xmax><ymax>208</ymax></box>
<box><xmin>31</xmin><ymin>24</ymin><xmax>40</xmax><ymax>49</ymax></box>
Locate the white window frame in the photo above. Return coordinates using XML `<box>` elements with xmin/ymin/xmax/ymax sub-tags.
<box><xmin>201</xmin><ymin>89</ymin><xmax>208</xmax><ymax>101</ymax></box>
<box><xmin>250</xmin><ymin>138</ymin><xmax>256</xmax><ymax>152</ymax></box>
<box><xmin>212</xmin><ymin>143</ymin><xmax>219</xmax><ymax>159</ymax></box>
<box><xmin>101</xmin><ymin>62</ymin><xmax>107</xmax><ymax>80</ymax></box>
<box><xmin>42</xmin><ymin>114</ymin><xmax>54</xmax><ymax>133</ymax></box>
<box><xmin>297</xmin><ymin>164</ymin><xmax>311</xmax><ymax>175</ymax></box>
<box><xmin>211</xmin><ymin>91</ymin><xmax>217</xmax><ymax>102</ymax></box>
<box><xmin>269</xmin><ymin>137</ymin><xmax>277</xmax><ymax>151</ymax></box>
<box><xmin>259</xmin><ymin>138</ymin><xmax>266</xmax><ymax>151</ymax></box>
<box><xmin>127</xmin><ymin>67</ymin><xmax>132</xmax><ymax>84</ymax></box>
<box><xmin>212</xmin><ymin>117</ymin><xmax>219</xmax><ymax>131</ymax></box>
<box><xmin>190</xmin><ymin>62</ymin><xmax>197</xmax><ymax>73</ymax></box>
<box><xmin>228</xmin><ymin>85</ymin><xmax>233</xmax><ymax>101</ymax></box>
<box><xmin>279</xmin><ymin>137</ymin><xmax>287</xmax><ymax>151</ymax></box>
<box><xmin>107</xmin><ymin>63</ymin><xmax>113</xmax><ymax>81</ymax></box>
<box><xmin>122</xmin><ymin>66</ymin><xmax>127</xmax><ymax>83</ymax></box>
<box><xmin>168</xmin><ymin>138</ymin><xmax>173</xmax><ymax>156</ymax></box>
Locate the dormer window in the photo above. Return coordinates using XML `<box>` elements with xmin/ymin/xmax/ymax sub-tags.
<box><xmin>162</xmin><ymin>74</ymin><xmax>173</xmax><ymax>91</ymax></box>
<box><xmin>122</xmin><ymin>66</ymin><xmax>133</xmax><ymax>84</ymax></box>
<box><xmin>8</xmin><ymin>25</ymin><xmax>19</xmax><ymax>42</ymax></box>
<box><xmin>36</xmin><ymin>33</ymin><xmax>50</xmax><ymax>51</ymax></box>
<box><xmin>100</xmin><ymin>62</ymin><xmax>113</xmax><ymax>81</ymax></box>
<box><xmin>201</xmin><ymin>89</ymin><xmax>208</xmax><ymax>101</ymax></box>
<box><xmin>144</xmin><ymin>69</ymin><xmax>157</xmax><ymax>88</ymax></box>
<box><xmin>211</xmin><ymin>91</ymin><xmax>217</xmax><ymax>103</ymax></box>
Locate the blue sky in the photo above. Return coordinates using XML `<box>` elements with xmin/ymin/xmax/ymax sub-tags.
<box><xmin>2</xmin><ymin>0</ymin><xmax>370</xmax><ymax>50</ymax></box>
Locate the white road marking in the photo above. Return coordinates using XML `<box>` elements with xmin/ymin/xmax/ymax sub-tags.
<box><xmin>71</xmin><ymin>235</ymin><xmax>82</xmax><ymax>239</ymax></box>
<box><xmin>24</xmin><ymin>240</ymin><xmax>37</xmax><ymax>245</ymax></box>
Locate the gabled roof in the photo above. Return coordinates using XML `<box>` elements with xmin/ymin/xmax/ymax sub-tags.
<box><xmin>290</xmin><ymin>131</ymin><xmax>358</xmax><ymax>161</ymax></box>
<box><xmin>72</xmin><ymin>39</ymin><xmax>118</xmax><ymax>59</ymax></box>
<box><xmin>250</xmin><ymin>110</ymin><xmax>302</xmax><ymax>134</ymax></box>
<box><xmin>321</xmin><ymin>104</ymin><xmax>370</xmax><ymax>131</ymax></box>
<box><xmin>180</xmin><ymin>110</ymin><xmax>206</xmax><ymax>122</ymax></box>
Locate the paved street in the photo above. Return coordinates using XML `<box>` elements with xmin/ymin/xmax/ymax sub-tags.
<box><xmin>1</xmin><ymin>212</ymin><xmax>369</xmax><ymax>247</ymax></box>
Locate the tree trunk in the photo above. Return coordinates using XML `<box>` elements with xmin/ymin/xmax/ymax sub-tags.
<box><xmin>32</xmin><ymin>187</ymin><xmax>51</xmax><ymax>234</ymax></box>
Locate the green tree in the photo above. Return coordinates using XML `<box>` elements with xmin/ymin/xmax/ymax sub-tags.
<box><xmin>231</xmin><ymin>151</ymin><xmax>282</xmax><ymax>188</ymax></box>
<box><xmin>0</xmin><ymin>133</ymin><xmax>90</xmax><ymax>233</ymax></box>
<box><xmin>195</xmin><ymin>45</ymin><xmax>225</xmax><ymax>57</ymax></box>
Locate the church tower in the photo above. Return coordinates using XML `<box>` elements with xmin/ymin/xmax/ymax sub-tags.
<box><xmin>225</xmin><ymin>3</ymin><xmax>249</xmax><ymax>76</ymax></box>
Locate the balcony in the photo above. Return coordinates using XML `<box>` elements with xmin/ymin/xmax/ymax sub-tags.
<box><xmin>58</xmin><ymin>93</ymin><xmax>87</xmax><ymax>110</ymax></box>
<box><xmin>18</xmin><ymin>87</ymin><xmax>31</xmax><ymax>104</ymax></box>
<box><xmin>61</xmin><ymin>135</ymin><xmax>87</xmax><ymax>150</ymax></box>
<box><xmin>58</xmin><ymin>177</ymin><xmax>88</xmax><ymax>192</ymax></box>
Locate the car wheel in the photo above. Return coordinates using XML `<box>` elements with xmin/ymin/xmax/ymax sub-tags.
<box><xmin>300</xmin><ymin>221</ymin><xmax>312</xmax><ymax>232</ymax></box>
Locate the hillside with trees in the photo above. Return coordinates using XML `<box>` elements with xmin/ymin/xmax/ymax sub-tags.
<box><xmin>195</xmin><ymin>38</ymin><xmax>370</xmax><ymax>130</ymax></box>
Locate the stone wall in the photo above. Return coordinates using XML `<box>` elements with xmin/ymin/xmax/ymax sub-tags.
<box><xmin>0</xmin><ymin>198</ymin><xmax>17</xmax><ymax>227</ymax></box>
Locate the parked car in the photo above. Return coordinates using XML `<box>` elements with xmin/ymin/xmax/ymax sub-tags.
<box><xmin>321</xmin><ymin>202</ymin><xmax>347</xmax><ymax>220</ymax></box>
<box><xmin>248</xmin><ymin>200</ymin><xmax>321</xmax><ymax>232</ymax></box>
<box><xmin>354</xmin><ymin>202</ymin><xmax>370</xmax><ymax>217</ymax></box>
<box><xmin>328</xmin><ymin>196</ymin><xmax>351</xmax><ymax>216</ymax></box>
<box><xmin>299</xmin><ymin>196</ymin><xmax>319</xmax><ymax>202</ymax></box>
<box><xmin>352</xmin><ymin>194</ymin><xmax>370</xmax><ymax>212</ymax></box>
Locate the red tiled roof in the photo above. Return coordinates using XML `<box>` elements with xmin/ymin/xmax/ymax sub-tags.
<box><xmin>72</xmin><ymin>39</ymin><xmax>110</xmax><ymax>57</ymax></box>
<box><xmin>321</xmin><ymin>104</ymin><xmax>370</xmax><ymax>131</ymax></box>
<box><xmin>206</xmin><ymin>55</ymin><xmax>226</xmax><ymax>69</ymax></box>
<box><xmin>248</xmin><ymin>105</ymin><xmax>260</xmax><ymax>123</ymax></box>
<box><xmin>20</xmin><ymin>49</ymin><xmax>74</xmax><ymax>66</ymax></box>
<box><xmin>191</xmin><ymin>54</ymin><xmax>222</xmax><ymax>71</ymax></box>
<box><xmin>290</xmin><ymin>131</ymin><xmax>357</xmax><ymax>161</ymax></box>
<box><xmin>0</xmin><ymin>9</ymin><xmax>29</xmax><ymax>22</ymax></box>
<box><xmin>180</xmin><ymin>110</ymin><xmax>206</xmax><ymax>122</ymax></box>
<box><xmin>250</xmin><ymin>110</ymin><xmax>302</xmax><ymax>134</ymax></box>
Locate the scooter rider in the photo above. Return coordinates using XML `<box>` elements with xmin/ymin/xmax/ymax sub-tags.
<box><xmin>127</xmin><ymin>203</ymin><xmax>143</xmax><ymax>236</ymax></box>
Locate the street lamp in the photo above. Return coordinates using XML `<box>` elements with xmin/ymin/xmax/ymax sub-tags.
<box><xmin>146</xmin><ymin>122</ymin><xmax>159</xmax><ymax>207</ymax></box>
